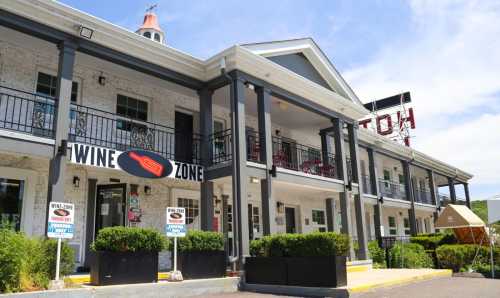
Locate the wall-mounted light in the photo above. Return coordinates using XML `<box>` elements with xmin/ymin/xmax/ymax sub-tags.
<box><xmin>276</xmin><ymin>201</ymin><xmax>285</xmax><ymax>214</ymax></box>
<box><xmin>73</xmin><ymin>176</ymin><xmax>80</xmax><ymax>188</ymax></box>
<box><xmin>249</xmin><ymin>177</ymin><xmax>260</xmax><ymax>184</ymax></box>
<box><xmin>144</xmin><ymin>185</ymin><xmax>151</xmax><ymax>195</ymax></box>
<box><xmin>79</xmin><ymin>25</ymin><xmax>94</xmax><ymax>39</ymax></box>
<box><xmin>98</xmin><ymin>72</ymin><xmax>106</xmax><ymax>86</ymax></box>
<box><xmin>378</xmin><ymin>196</ymin><xmax>384</xmax><ymax>204</ymax></box>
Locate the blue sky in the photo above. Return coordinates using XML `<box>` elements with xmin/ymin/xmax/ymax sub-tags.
<box><xmin>60</xmin><ymin>0</ymin><xmax>500</xmax><ymax>200</ymax></box>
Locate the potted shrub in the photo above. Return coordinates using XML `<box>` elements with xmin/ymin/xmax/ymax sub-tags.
<box><xmin>246</xmin><ymin>232</ymin><xmax>349</xmax><ymax>287</ymax></box>
<box><xmin>90</xmin><ymin>227</ymin><xmax>166</xmax><ymax>285</ymax></box>
<box><xmin>175</xmin><ymin>230</ymin><xmax>225</xmax><ymax>279</ymax></box>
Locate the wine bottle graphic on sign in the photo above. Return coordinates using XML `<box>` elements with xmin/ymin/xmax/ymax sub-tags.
<box><xmin>128</xmin><ymin>152</ymin><xmax>164</xmax><ymax>177</ymax></box>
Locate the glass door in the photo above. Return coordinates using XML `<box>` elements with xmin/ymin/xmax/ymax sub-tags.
<box><xmin>95</xmin><ymin>184</ymin><xmax>126</xmax><ymax>235</ymax></box>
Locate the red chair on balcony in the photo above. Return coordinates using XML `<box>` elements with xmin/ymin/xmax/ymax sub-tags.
<box><xmin>319</xmin><ymin>163</ymin><xmax>336</xmax><ymax>178</ymax></box>
<box><xmin>273</xmin><ymin>150</ymin><xmax>287</xmax><ymax>168</ymax></box>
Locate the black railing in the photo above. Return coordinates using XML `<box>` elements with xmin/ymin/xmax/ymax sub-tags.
<box><xmin>378</xmin><ymin>179</ymin><xmax>408</xmax><ymax>201</ymax></box>
<box><xmin>272</xmin><ymin>137</ymin><xmax>338</xmax><ymax>179</ymax></box>
<box><xmin>413</xmin><ymin>188</ymin><xmax>434</xmax><ymax>205</ymax></box>
<box><xmin>246</xmin><ymin>131</ymin><xmax>262</xmax><ymax>163</ymax></box>
<box><xmin>210</xmin><ymin>129</ymin><xmax>232</xmax><ymax>165</ymax></box>
<box><xmin>69</xmin><ymin>104</ymin><xmax>201</xmax><ymax>164</ymax></box>
<box><xmin>439</xmin><ymin>193</ymin><xmax>466</xmax><ymax>206</ymax></box>
<box><xmin>361</xmin><ymin>175</ymin><xmax>375</xmax><ymax>195</ymax></box>
<box><xmin>0</xmin><ymin>86</ymin><xmax>56</xmax><ymax>138</ymax></box>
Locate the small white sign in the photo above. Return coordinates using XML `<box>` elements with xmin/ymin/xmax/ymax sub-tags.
<box><xmin>166</xmin><ymin>207</ymin><xmax>186</xmax><ymax>237</ymax></box>
<box><xmin>47</xmin><ymin>202</ymin><xmax>75</xmax><ymax>239</ymax></box>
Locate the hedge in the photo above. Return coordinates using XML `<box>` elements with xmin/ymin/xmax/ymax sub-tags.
<box><xmin>177</xmin><ymin>230</ymin><xmax>224</xmax><ymax>252</ymax></box>
<box><xmin>410</xmin><ymin>233</ymin><xmax>456</xmax><ymax>251</ymax></box>
<box><xmin>436</xmin><ymin>244</ymin><xmax>500</xmax><ymax>272</ymax></box>
<box><xmin>389</xmin><ymin>242</ymin><xmax>433</xmax><ymax>268</ymax></box>
<box><xmin>368</xmin><ymin>240</ymin><xmax>385</xmax><ymax>267</ymax></box>
<box><xmin>91</xmin><ymin>226</ymin><xmax>166</xmax><ymax>252</ymax></box>
<box><xmin>0</xmin><ymin>228</ymin><xmax>74</xmax><ymax>293</ymax></box>
<box><xmin>250</xmin><ymin>232</ymin><xmax>350</xmax><ymax>257</ymax></box>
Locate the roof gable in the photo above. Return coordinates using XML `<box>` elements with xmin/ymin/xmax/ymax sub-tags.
<box><xmin>267</xmin><ymin>53</ymin><xmax>333</xmax><ymax>91</ymax></box>
<box><xmin>242</xmin><ymin>38</ymin><xmax>364</xmax><ymax>106</ymax></box>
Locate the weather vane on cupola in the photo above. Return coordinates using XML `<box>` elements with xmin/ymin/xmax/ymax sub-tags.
<box><xmin>135</xmin><ymin>3</ymin><xmax>165</xmax><ymax>44</ymax></box>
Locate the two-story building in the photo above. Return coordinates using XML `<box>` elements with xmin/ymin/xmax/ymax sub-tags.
<box><xmin>0</xmin><ymin>0</ymin><xmax>472</xmax><ymax>271</ymax></box>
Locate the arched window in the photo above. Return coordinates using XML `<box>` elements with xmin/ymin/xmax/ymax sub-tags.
<box><xmin>154</xmin><ymin>33</ymin><xmax>161</xmax><ymax>42</ymax></box>
<box><xmin>143</xmin><ymin>31</ymin><xmax>151</xmax><ymax>39</ymax></box>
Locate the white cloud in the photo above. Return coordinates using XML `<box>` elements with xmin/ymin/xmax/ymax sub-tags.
<box><xmin>343</xmin><ymin>1</ymin><xmax>500</xmax><ymax>195</ymax></box>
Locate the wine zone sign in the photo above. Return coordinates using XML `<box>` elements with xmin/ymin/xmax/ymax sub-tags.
<box><xmin>69</xmin><ymin>143</ymin><xmax>203</xmax><ymax>182</ymax></box>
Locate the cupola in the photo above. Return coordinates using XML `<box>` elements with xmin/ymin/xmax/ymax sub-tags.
<box><xmin>136</xmin><ymin>6</ymin><xmax>165</xmax><ymax>44</ymax></box>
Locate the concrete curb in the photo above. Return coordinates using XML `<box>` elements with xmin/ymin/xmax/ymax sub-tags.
<box><xmin>348</xmin><ymin>269</ymin><xmax>453</xmax><ymax>293</ymax></box>
<box><xmin>0</xmin><ymin>277</ymin><xmax>239</xmax><ymax>298</ymax></box>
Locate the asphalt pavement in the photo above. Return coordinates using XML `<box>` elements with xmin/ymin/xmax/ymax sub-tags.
<box><xmin>195</xmin><ymin>277</ymin><xmax>500</xmax><ymax>298</ymax></box>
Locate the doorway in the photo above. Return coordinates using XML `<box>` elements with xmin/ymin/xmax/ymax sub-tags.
<box><xmin>285</xmin><ymin>207</ymin><xmax>297</xmax><ymax>233</ymax></box>
<box><xmin>175</xmin><ymin>111</ymin><xmax>194</xmax><ymax>163</ymax></box>
<box><xmin>95</xmin><ymin>184</ymin><xmax>126</xmax><ymax>236</ymax></box>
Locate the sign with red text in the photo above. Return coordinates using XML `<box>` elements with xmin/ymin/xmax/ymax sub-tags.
<box><xmin>47</xmin><ymin>202</ymin><xmax>74</xmax><ymax>239</ymax></box>
<box><xmin>166</xmin><ymin>207</ymin><xmax>186</xmax><ymax>237</ymax></box>
<box><xmin>359</xmin><ymin>92</ymin><xmax>416</xmax><ymax>147</ymax></box>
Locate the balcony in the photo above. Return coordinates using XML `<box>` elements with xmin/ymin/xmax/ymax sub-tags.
<box><xmin>413</xmin><ymin>188</ymin><xmax>434</xmax><ymax>205</ymax></box>
<box><xmin>0</xmin><ymin>86</ymin><xmax>202</xmax><ymax>164</ymax></box>
<box><xmin>0</xmin><ymin>86</ymin><xmax>56</xmax><ymax>138</ymax></box>
<box><xmin>439</xmin><ymin>193</ymin><xmax>466</xmax><ymax>207</ymax></box>
<box><xmin>379</xmin><ymin>179</ymin><xmax>408</xmax><ymax>201</ymax></box>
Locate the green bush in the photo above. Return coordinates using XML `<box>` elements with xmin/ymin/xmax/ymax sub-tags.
<box><xmin>436</xmin><ymin>244</ymin><xmax>500</xmax><ymax>272</ymax></box>
<box><xmin>177</xmin><ymin>230</ymin><xmax>224</xmax><ymax>252</ymax></box>
<box><xmin>410</xmin><ymin>233</ymin><xmax>456</xmax><ymax>250</ymax></box>
<box><xmin>0</xmin><ymin>229</ymin><xmax>75</xmax><ymax>293</ymax></box>
<box><xmin>249</xmin><ymin>232</ymin><xmax>350</xmax><ymax>257</ymax></box>
<box><xmin>91</xmin><ymin>226</ymin><xmax>165</xmax><ymax>252</ymax></box>
<box><xmin>390</xmin><ymin>242</ymin><xmax>433</xmax><ymax>268</ymax></box>
<box><xmin>472</xmin><ymin>263</ymin><xmax>500</xmax><ymax>279</ymax></box>
<box><xmin>368</xmin><ymin>240</ymin><xmax>385</xmax><ymax>267</ymax></box>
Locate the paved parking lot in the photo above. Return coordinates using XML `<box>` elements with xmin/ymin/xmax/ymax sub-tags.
<box><xmin>196</xmin><ymin>277</ymin><xmax>500</xmax><ymax>298</ymax></box>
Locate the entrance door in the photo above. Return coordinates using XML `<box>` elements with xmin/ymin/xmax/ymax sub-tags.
<box><xmin>285</xmin><ymin>207</ymin><xmax>296</xmax><ymax>233</ymax></box>
<box><xmin>175</xmin><ymin>111</ymin><xmax>194</xmax><ymax>163</ymax></box>
<box><xmin>95</xmin><ymin>184</ymin><xmax>126</xmax><ymax>235</ymax></box>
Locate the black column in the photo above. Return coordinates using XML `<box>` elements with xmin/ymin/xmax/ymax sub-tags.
<box><xmin>332</xmin><ymin>118</ymin><xmax>355</xmax><ymax>259</ymax></box>
<box><xmin>199</xmin><ymin>87</ymin><xmax>214</xmax><ymax>231</ymax></box>
<box><xmin>84</xmin><ymin>178</ymin><xmax>97</xmax><ymax>268</ymax></box>
<box><xmin>448</xmin><ymin>177</ymin><xmax>457</xmax><ymax>203</ymax></box>
<box><xmin>403</xmin><ymin>161</ymin><xmax>417</xmax><ymax>236</ymax></box>
<box><xmin>464</xmin><ymin>182</ymin><xmax>471</xmax><ymax>208</ymax></box>
<box><xmin>256</xmin><ymin>87</ymin><xmax>276</xmax><ymax>235</ymax></box>
<box><xmin>368</xmin><ymin>148</ymin><xmax>383</xmax><ymax>240</ymax></box>
<box><xmin>428</xmin><ymin>170</ymin><xmax>440</xmax><ymax>228</ymax></box>
<box><xmin>326</xmin><ymin>198</ymin><xmax>339</xmax><ymax>232</ymax></box>
<box><xmin>45</xmin><ymin>40</ymin><xmax>77</xmax><ymax>234</ymax></box>
<box><xmin>200</xmin><ymin>181</ymin><xmax>214</xmax><ymax>231</ymax></box>
<box><xmin>230</xmin><ymin>75</ymin><xmax>249</xmax><ymax>267</ymax></box>
<box><xmin>347</xmin><ymin>124</ymin><xmax>368</xmax><ymax>260</ymax></box>
<box><xmin>320</xmin><ymin>130</ymin><xmax>333</xmax><ymax>167</ymax></box>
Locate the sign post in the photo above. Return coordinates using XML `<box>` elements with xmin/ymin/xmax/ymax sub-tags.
<box><xmin>166</xmin><ymin>207</ymin><xmax>186</xmax><ymax>281</ymax></box>
<box><xmin>47</xmin><ymin>202</ymin><xmax>74</xmax><ymax>289</ymax></box>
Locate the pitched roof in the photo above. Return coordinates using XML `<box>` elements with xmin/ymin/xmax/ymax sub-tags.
<box><xmin>435</xmin><ymin>204</ymin><xmax>485</xmax><ymax>228</ymax></box>
<box><xmin>138</xmin><ymin>12</ymin><xmax>162</xmax><ymax>32</ymax></box>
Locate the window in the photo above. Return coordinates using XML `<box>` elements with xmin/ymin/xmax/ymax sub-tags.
<box><xmin>312</xmin><ymin>210</ymin><xmax>325</xmax><ymax>225</ymax></box>
<box><xmin>388</xmin><ymin>216</ymin><xmax>397</xmax><ymax>235</ymax></box>
<box><xmin>143</xmin><ymin>32</ymin><xmax>151</xmax><ymax>38</ymax></box>
<box><xmin>404</xmin><ymin>218</ymin><xmax>411</xmax><ymax>235</ymax></box>
<box><xmin>398</xmin><ymin>174</ymin><xmax>405</xmax><ymax>185</ymax></box>
<box><xmin>36</xmin><ymin>72</ymin><xmax>78</xmax><ymax>102</ymax></box>
<box><xmin>154</xmin><ymin>33</ymin><xmax>161</xmax><ymax>42</ymax></box>
<box><xmin>116</xmin><ymin>94</ymin><xmax>148</xmax><ymax>130</ymax></box>
<box><xmin>177</xmin><ymin>198</ymin><xmax>199</xmax><ymax>224</ymax></box>
<box><xmin>0</xmin><ymin>179</ymin><xmax>24</xmax><ymax>231</ymax></box>
<box><xmin>251</xmin><ymin>206</ymin><xmax>260</xmax><ymax>233</ymax></box>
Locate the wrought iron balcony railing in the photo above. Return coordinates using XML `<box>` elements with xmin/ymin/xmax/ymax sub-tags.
<box><xmin>439</xmin><ymin>193</ymin><xmax>466</xmax><ymax>206</ymax></box>
<box><xmin>210</xmin><ymin>128</ymin><xmax>232</xmax><ymax>165</ymax></box>
<box><xmin>379</xmin><ymin>179</ymin><xmax>408</xmax><ymax>201</ymax></box>
<box><xmin>413</xmin><ymin>188</ymin><xmax>434</xmax><ymax>205</ymax></box>
<box><xmin>0</xmin><ymin>86</ymin><xmax>56</xmax><ymax>138</ymax></box>
<box><xmin>69</xmin><ymin>104</ymin><xmax>201</xmax><ymax>164</ymax></box>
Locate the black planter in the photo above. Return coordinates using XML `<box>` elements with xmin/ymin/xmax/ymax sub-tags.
<box><xmin>245</xmin><ymin>257</ymin><xmax>287</xmax><ymax>285</ymax></box>
<box><xmin>245</xmin><ymin>256</ymin><xmax>347</xmax><ymax>288</ymax></box>
<box><xmin>90</xmin><ymin>251</ymin><xmax>158</xmax><ymax>285</ymax></box>
<box><xmin>176</xmin><ymin>250</ymin><xmax>226</xmax><ymax>279</ymax></box>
